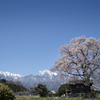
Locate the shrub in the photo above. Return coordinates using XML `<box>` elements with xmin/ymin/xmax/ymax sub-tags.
<box><xmin>0</xmin><ymin>83</ymin><xmax>15</xmax><ymax>100</ymax></box>
<box><xmin>91</xmin><ymin>89</ymin><xmax>96</xmax><ymax>97</ymax></box>
<box><xmin>96</xmin><ymin>92</ymin><xmax>100</xmax><ymax>98</ymax></box>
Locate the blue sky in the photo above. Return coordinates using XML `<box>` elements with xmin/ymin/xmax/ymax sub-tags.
<box><xmin>0</xmin><ymin>0</ymin><xmax>100</xmax><ymax>76</ymax></box>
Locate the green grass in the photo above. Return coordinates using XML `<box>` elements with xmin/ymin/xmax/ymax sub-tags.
<box><xmin>15</xmin><ymin>96</ymin><xmax>100</xmax><ymax>100</ymax></box>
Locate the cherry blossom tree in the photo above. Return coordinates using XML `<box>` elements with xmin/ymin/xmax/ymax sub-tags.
<box><xmin>50</xmin><ymin>36</ymin><xmax>100</xmax><ymax>85</ymax></box>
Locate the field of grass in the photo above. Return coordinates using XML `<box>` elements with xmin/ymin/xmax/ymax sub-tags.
<box><xmin>15</xmin><ymin>96</ymin><xmax>100</xmax><ymax>100</ymax></box>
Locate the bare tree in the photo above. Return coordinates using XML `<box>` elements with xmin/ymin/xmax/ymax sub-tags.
<box><xmin>50</xmin><ymin>36</ymin><xmax>100</xmax><ymax>85</ymax></box>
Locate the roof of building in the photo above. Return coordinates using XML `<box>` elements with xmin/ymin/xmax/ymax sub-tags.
<box><xmin>48</xmin><ymin>90</ymin><xmax>56</xmax><ymax>94</ymax></box>
<box><xmin>91</xmin><ymin>85</ymin><xmax>100</xmax><ymax>92</ymax></box>
<box><xmin>69</xmin><ymin>80</ymin><xmax>93</xmax><ymax>85</ymax></box>
<box><xmin>66</xmin><ymin>88</ymin><xmax>71</xmax><ymax>92</ymax></box>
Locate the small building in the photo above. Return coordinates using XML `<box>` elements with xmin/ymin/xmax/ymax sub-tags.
<box><xmin>14</xmin><ymin>91</ymin><xmax>39</xmax><ymax>97</ymax></box>
<box><xmin>66</xmin><ymin>88</ymin><xmax>71</xmax><ymax>97</ymax></box>
<box><xmin>91</xmin><ymin>85</ymin><xmax>100</xmax><ymax>98</ymax></box>
<box><xmin>48</xmin><ymin>89</ymin><xmax>56</xmax><ymax>97</ymax></box>
<box><xmin>14</xmin><ymin>92</ymin><xmax>23</xmax><ymax>95</ymax></box>
<box><xmin>23</xmin><ymin>91</ymin><xmax>33</xmax><ymax>96</ymax></box>
<box><xmin>68</xmin><ymin>80</ymin><xmax>93</xmax><ymax>97</ymax></box>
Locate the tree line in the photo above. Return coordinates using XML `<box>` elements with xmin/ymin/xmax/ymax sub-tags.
<box><xmin>0</xmin><ymin>79</ymin><xmax>27</xmax><ymax>92</ymax></box>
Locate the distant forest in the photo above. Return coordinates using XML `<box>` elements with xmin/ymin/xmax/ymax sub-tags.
<box><xmin>0</xmin><ymin>79</ymin><xmax>27</xmax><ymax>92</ymax></box>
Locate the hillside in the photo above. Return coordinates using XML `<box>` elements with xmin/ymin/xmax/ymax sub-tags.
<box><xmin>0</xmin><ymin>79</ymin><xmax>27</xmax><ymax>92</ymax></box>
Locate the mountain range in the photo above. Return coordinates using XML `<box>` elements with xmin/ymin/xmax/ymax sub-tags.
<box><xmin>0</xmin><ymin>70</ymin><xmax>99</xmax><ymax>91</ymax></box>
<box><xmin>0</xmin><ymin>71</ymin><xmax>22</xmax><ymax>80</ymax></box>
<box><xmin>0</xmin><ymin>70</ymin><xmax>66</xmax><ymax>90</ymax></box>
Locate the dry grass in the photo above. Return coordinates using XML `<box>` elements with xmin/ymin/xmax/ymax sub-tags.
<box><xmin>15</xmin><ymin>95</ymin><xmax>30</xmax><ymax>100</ymax></box>
<box><xmin>15</xmin><ymin>96</ymin><xmax>100</xmax><ymax>100</ymax></box>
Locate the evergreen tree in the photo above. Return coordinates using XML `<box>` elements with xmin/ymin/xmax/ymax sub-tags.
<box><xmin>58</xmin><ymin>83</ymin><xmax>70</xmax><ymax>96</ymax></box>
<box><xmin>34</xmin><ymin>83</ymin><xmax>48</xmax><ymax>97</ymax></box>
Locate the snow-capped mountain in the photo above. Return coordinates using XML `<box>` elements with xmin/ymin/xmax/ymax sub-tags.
<box><xmin>17</xmin><ymin>69</ymin><xmax>64</xmax><ymax>90</ymax></box>
<box><xmin>0</xmin><ymin>70</ymin><xmax>100</xmax><ymax>90</ymax></box>
<box><xmin>0</xmin><ymin>71</ymin><xmax>22</xmax><ymax>80</ymax></box>
<box><xmin>37</xmin><ymin>69</ymin><xmax>57</xmax><ymax>76</ymax></box>
<box><xmin>37</xmin><ymin>69</ymin><xmax>57</xmax><ymax>79</ymax></box>
<box><xmin>0</xmin><ymin>70</ymin><xmax>65</xmax><ymax>90</ymax></box>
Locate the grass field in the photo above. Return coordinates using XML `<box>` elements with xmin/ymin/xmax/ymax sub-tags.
<box><xmin>15</xmin><ymin>96</ymin><xmax>100</xmax><ymax>100</ymax></box>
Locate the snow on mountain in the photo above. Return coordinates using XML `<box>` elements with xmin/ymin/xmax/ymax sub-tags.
<box><xmin>16</xmin><ymin>69</ymin><xmax>62</xmax><ymax>90</ymax></box>
<box><xmin>37</xmin><ymin>69</ymin><xmax>57</xmax><ymax>79</ymax></box>
<box><xmin>0</xmin><ymin>71</ymin><xmax>22</xmax><ymax>80</ymax></box>
<box><xmin>0</xmin><ymin>70</ymin><xmax>65</xmax><ymax>90</ymax></box>
<box><xmin>0</xmin><ymin>70</ymin><xmax>100</xmax><ymax>91</ymax></box>
<box><xmin>37</xmin><ymin>69</ymin><xmax>57</xmax><ymax>76</ymax></box>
